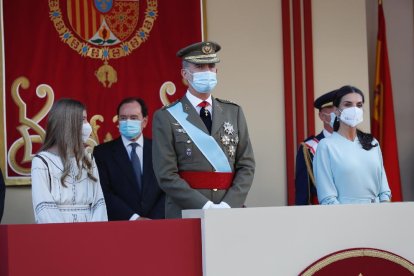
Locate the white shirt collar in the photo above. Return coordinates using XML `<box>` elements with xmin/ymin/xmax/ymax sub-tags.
<box><xmin>121</xmin><ymin>134</ymin><xmax>144</xmax><ymax>149</ymax></box>
<box><xmin>185</xmin><ymin>90</ymin><xmax>212</xmax><ymax>109</ymax></box>
<box><xmin>323</xmin><ymin>129</ymin><xmax>333</xmax><ymax>138</ymax></box>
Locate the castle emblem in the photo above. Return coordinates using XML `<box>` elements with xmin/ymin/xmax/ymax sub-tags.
<box><xmin>48</xmin><ymin>0</ymin><xmax>158</xmax><ymax>87</ymax></box>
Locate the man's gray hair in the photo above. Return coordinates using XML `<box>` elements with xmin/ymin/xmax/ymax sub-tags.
<box><xmin>182</xmin><ymin>60</ymin><xmax>191</xmax><ymax>69</ymax></box>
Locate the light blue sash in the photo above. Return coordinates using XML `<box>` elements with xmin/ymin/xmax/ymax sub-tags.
<box><xmin>167</xmin><ymin>102</ymin><xmax>232</xmax><ymax>172</ymax></box>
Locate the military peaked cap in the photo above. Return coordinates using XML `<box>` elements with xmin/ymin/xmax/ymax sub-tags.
<box><xmin>176</xmin><ymin>41</ymin><xmax>221</xmax><ymax>64</ymax></box>
<box><xmin>314</xmin><ymin>89</ymin><xmax>337</xmax><ymax>110</ymax></box>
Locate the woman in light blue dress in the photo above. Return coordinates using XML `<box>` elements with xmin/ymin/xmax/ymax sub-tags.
<box><xmin>313</xmin><ymin>85</ymin><xmax>391</xmax><ymax>205</ymax></box>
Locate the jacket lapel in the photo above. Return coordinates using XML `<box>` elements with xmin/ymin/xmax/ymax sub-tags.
<box><xmin>211</xmin><ymin>97</ymin><xmax>224</xmax><ymax>135</ymax></box>
<box><xmin>180</xmin><ymin>96</ymin><xmax>209</xmax><ymax>134</ymax></box>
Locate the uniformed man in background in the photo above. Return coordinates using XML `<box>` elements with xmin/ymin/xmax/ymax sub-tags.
<box><xmin>152</xmin><ymin>41</ymin><xmax>255</xmax><ymax>218</ymax></box>
<box><xmin>295</xmin><ymin>90</ymin><xmax>337</xmax><ymax>205</ymax></box>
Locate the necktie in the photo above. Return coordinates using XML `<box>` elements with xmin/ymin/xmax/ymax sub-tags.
<box><xmin>198</xmin><ymin>101</ymin><xmax>212</xmax><ymax>133</ymax></box>
<box><xmin>130</xmin><ymin>143</ymin><xmax>142</xmax><ymax>192</ymax></box>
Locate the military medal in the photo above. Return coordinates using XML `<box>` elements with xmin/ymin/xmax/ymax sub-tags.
<box><xmin>231</xmin><ymin>135</ymin><xmax>239</xmax><ymax>145</ymax></box>
<box><xmin>176</xmin><ymin>128</ymin><xmax>187</xmax><ymax>134</ymax></box>
<box><xmin>228</xmin><ymin>145</ymin><xmax>236</xmax><ymax>157</ymax></box>
<box><xmin>173</xmin><ymin>122</ymin><xmax>187</xmax><ymax>133</ymax></box>
<box><xmin>221</xmin><ymin>135</ymin><xmax>230</xmax><ymax>146</ymax></box>
<box><xmin>220</xmin><ymin>122</ymin><xmax>238</xmax><ymax>158</ymax></box>
<box><xmin>223</xmin><ymin>122</ymin><xmax>234</xmax><ymax>135</ymax></box>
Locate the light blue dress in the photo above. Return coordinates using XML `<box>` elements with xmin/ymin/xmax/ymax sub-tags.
<box><xmin>313</xmin><ymin>132</ymin><xmax>391</xmax><ymax>205</ymax></box>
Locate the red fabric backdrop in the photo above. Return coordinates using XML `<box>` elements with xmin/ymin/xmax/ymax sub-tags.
<box><xmin>2</xmin><ymin>0</ymin><xmax>203</xmax><ymax>184</ymax></box>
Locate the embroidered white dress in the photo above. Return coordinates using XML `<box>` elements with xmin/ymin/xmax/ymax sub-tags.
<box><xmin>31</xmin><ymin>151</ymin><xmax>108</xmax><ymax>223</ymax></box>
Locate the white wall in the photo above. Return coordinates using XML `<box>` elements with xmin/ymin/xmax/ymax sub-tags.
<box><xmin>313</xmin><ymin>0</ymin><xmax>371</xmax><ymax>133</ymax></box>
<box><xmin>205</xmin><ymin>0</ymin><xmax>286</xmax><ymax>207</ymax></box>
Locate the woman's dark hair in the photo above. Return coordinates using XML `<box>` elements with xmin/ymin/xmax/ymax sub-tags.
<box><xmin>333</xmin><ymin>85</ymin><xmax>378</xmax><ymax>151</ymax></box>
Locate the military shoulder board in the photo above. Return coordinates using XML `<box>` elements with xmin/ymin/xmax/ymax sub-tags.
<box><xmin>304</xmin><ymin>138</ymin><xmax>320</xmax><ymax>155</ymax></box>
<box><xmin>216</xmin><ymin>98</ymin><xmax>239</xmax><ymax>106</ymax></box>
<box><xmin>163</xmin><ymin>100</ymin><xmax>179</xmax><ymax>109</ymax></box>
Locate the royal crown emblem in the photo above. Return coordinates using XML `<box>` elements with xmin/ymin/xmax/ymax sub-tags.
<box><xmin>202</xmin><ymin>43</ymin><xmax>213</xmax><ymax>54</ymax></box>
<box><xmin>48</xmin><ymin>0</ymin><xmax>158</xmax><ymax>87</ymax></box>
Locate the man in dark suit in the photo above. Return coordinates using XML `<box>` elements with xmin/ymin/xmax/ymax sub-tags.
<box><xmin>0</xmin><ymin>169</ymin><xmax>5</xmax><ymax>222</ymax></box>
<box><xmin>152</xmin><ymin>41</ymin><xmax>255</xmax><ymax>218</ymax></box>
<box><xmin>94</xmin><ymin>98</ymin><xmax>165</xmax><ymax>220</ymax></box>
<box><xmin>295</xmin><ymin>90</ymin><xmax>337</xmax><ymax>205</ymax></box>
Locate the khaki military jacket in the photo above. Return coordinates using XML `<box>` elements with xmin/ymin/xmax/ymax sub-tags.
<box><xmin>152</xmin><ymin>95</ymin><xmax>255</xmax><ymax>218</ymax></box>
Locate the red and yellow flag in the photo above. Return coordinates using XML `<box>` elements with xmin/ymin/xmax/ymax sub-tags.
<box><xmin>371</xmin><ymin>0</ymin><xmax>402</xmax><ymax>201</ymax></box>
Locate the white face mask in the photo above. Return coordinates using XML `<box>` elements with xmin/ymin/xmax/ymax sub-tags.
<box><xmin>329</xmin><ymin>112</ymin><xmax>336</xmax><ymax>128</ymax></box>
<box><xmin>339</xmin><ymin>107</ymin><xmax>363</xmax><ymax>127</ymax></box>
<box><xmin>322</xmin><ymin>112</ymin><xmax>336</xmax><ymax>128</ymax></box>
<box><xmin>82</xmin><ymin>122</ymin><xmax>93</xmax><ymax>143</ymax></box>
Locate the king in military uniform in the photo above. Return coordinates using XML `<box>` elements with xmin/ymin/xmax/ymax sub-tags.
<box><xmin>295</xmin><ymin>89</ymin><xmax>337</xmax><ymax>205</ymax></box>
<box><xmin>152</xmin><ymin>41</ymin><xmax>255</xmax><ymax>218</ymax></box>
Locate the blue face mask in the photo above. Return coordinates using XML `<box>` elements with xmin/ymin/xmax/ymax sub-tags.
<box><xmin>187</xmin><ymin>70</ymin><xmax>217</xmax><ymax>93</ymax></box>
<box><xmin>119</xmin><ymin>120</ymin><xmax>142</xmax><ymax>140</ymax></box>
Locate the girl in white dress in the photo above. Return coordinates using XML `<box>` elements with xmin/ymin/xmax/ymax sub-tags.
<box><xmin>31</xmin><ymin>99</ymin><xmax>108</xmax><ymax>223</ymax></box>
<box><xmin>313</xmin><ymin>86</ymin><xmax>391</xmax><ymax>205</ymax></box>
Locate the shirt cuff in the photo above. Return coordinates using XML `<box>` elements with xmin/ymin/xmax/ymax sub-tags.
<box><xmin>219</xmin><ymin>202</ymin><xmax>231</xmax><ymax>208</ymax></box>
<box><xmin>320</xmin><ymin>196</ymin><xmax>339</xmax><ymax>205</ymax></box>
<box><xmin>202</xmin><ymin>201</ymin><xmax>214</xmax><ymax>209</ymax></box>
<box><xmin>130</xmin><ymin>213</ymin><xmax>140</xmax><ymax>220</ymax></box>
<box><xmin>379</xmin><ymin>192</ymin><xmax>392</xmax><ymax>202</ymax></box>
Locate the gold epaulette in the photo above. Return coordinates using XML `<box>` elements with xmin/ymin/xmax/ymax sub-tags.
<box><xmin>301</xmin><ymin>142</ymin><xmax>316</xmax><ymax>186</ymax></box>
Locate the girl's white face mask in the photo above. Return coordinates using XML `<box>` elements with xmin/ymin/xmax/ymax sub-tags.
<box><xmin>82</xmin><ymin>122</ymin><xmax>93</xmax><ymax>143</ymax></box>
<box><xmin>339</xmin><ymin>107</ymin><xmax>363</xmax><ymax>127</ymax></box>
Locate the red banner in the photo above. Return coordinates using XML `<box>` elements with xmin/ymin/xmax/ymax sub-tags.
<box><xmin>371</xmin><ymin>1</ymin><xmax>402</xmax><ymax>201</ymax></box>
<box><xmin>2</xmin><ymin>0</ymin><xmax>204</xmax><ymax>185</ymax></box>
